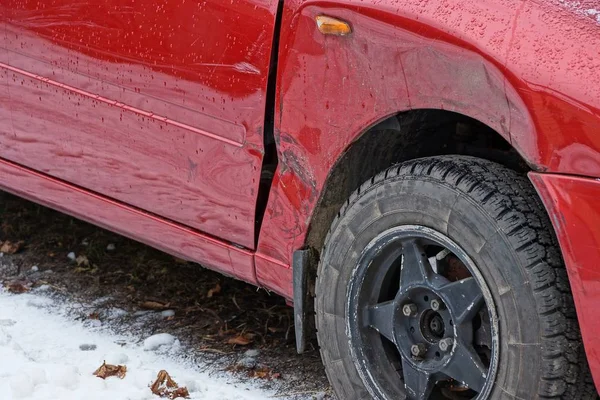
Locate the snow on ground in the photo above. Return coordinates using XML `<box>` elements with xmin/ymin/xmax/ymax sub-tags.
<box><xmin>0</xmin><ymin>289</ymin><xmax>275</xmax><ymax>400</ymax></box>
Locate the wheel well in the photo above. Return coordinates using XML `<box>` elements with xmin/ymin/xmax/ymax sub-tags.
<box><xmin>305</xmin><ymin>109</ymin><xmax>529</xmax><ymax>258</ymax></box>
<box><xmin>293</xmin><ymin>109</ymin><xmax>532</xmax><ymax>353</ymax></box>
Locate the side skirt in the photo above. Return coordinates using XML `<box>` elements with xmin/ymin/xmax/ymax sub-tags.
<box><xmin>0</xmin><ymin>158</ymin><xmax>256</xmax><ymax>284</ymax></box>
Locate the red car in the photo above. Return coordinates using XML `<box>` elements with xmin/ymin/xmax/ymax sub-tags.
<box><xmin>1</xmin><ymin>1</ymin><xmax>600</xmax><ymax>398</ymax></box>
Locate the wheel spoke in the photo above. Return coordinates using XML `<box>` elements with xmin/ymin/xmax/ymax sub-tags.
<box><xmin>400</xmin><ymin>240</ymin><xmax>433</xmax><ymax>288</ymax></box>
<box><xmin>401</xmin><ymin>358</ymin><xmax>434</xmax><ymax>400</ymax></box>
<box><xmin>366</xmin><ymin>300</ymin><xmax>397</xmax><ymax>343</ymax></box>
<box><xmin>438</xmin><ymin>277</ymin><xmax>484</xmax><ymax>324</ymax></box>
<box><xmin>441</xmin><ymin>341</ymin><xmax>487</xmax><ymax>392</ymax></box>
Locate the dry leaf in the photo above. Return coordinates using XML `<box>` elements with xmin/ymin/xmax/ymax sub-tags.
<box><xmin>227</xmin><ymin>334</ymin><xmax>253</xmax><ymax>346</ymax></box>
<box><xmin>253</xmin><ymin>369</ymin><xmax>268</xmax><ymax>379</ymax></box>
<box><xmin>0</xmin><ymin>240</ymin><xmax>23</xmax><ymax>254</ymax></box>
<box><xmin>150</xmin><ymin>370</ymin><xmax>190</xmax><ymax>399</ymax></box>
<box><xmin>250</xmin><ymin>367</ymin><xmax>281</xmax><ymax>380</ymax></box>
<box><xmin>207</xmin><ymin>283</ymin><xmax>221</xmax><ymax>298</ymax></box>
<box><xmin>75</xmin><ymin>255</ymin><xmax>89</xmax><ymax>267</ymax></box>
<box><xmin>227</xmin><ymin>364</ymin><xmax>282</xmax><ymax>380</ymax></box>
<box><xmin>88</xmin><ymin>312</ymin><xmax>100</xmax><ymax>320</ymax></box>
<box><xmin>5</xmin><ymin>280</ymin><xmax>30</xmax><ymax>294</ymax></box>
<box><xmin>141</xmin><ymin>301</ymin><xmax>170</xmax><ymax>310</ymax></box>
<box><xmin>93</xmin><ymin>361</ymin><xmax>127</xmax><ymax>379</ymax></box>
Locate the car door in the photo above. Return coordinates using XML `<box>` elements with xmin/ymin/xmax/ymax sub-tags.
<box><xmin>0</xmin><ymin>0</ymin><xmax>278</xmax><ymax>249</ymax></box>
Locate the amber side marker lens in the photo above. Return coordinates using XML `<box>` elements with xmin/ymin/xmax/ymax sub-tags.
<box><xmin>315</xmin><ymin>15</ymin><xmax>352</xmax><ymax>36</ymax></box>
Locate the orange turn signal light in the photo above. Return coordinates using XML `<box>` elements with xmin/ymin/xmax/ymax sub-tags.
<box><xmin>315</xmin><ymin>15</ymin><xmax>352</xmax><ymax>36</ymax></box>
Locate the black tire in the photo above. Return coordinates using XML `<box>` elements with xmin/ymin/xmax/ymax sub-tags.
<box><xmin>315</xmin><ymin>155</ymin><xmax>596</xmax><ymax>399</ymax></box>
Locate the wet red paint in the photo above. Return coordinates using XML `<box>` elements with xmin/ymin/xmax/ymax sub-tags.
<box><xmin>1</xmin><ymin>0</ymin><xmax>600</xmax><ymax>389</ymax></box>
<box><xmin>530</xmin><ymin>173</ymin><xmax>600</xmax><ymax>390</ymax></box>
<box><xmin>0</xmin><ymin>157</ymin><xmax>257</xmax><ymax>284</ymax></box>
<box><xmin>0</xmin><ymin>0</ymin><xmax>279</xmax><ymax>251</ymax></box>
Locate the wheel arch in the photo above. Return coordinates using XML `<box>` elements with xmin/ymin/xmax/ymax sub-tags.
<box><xmin>303</xmin><ymin>108</ymin><xmax>531</xmax><ymax>255</ymax></box>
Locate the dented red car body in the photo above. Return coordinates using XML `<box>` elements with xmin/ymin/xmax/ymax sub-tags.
<box><xmin>2</xmin><ymin>0</ymin><xmax>600</xmax><ymax>393</ymax></box>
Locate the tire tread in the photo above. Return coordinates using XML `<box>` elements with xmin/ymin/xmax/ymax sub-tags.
<box><xmin>315</xmin><ymin>156</ymin><xmax>596</xmax><ymax>399</ymax></box>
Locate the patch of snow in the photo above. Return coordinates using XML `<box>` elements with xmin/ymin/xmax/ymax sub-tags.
<box><xmin>143</xmin><ymin>333</ymin><xmax>179</xmax><ymax>351</ymax></box>
<box><xmin>26</xmin><ymin>297</ymin><xmax>54</xmax><ymax>309</ymax></box>
<box><xmin>9</xmin><ymin>374</ymin><xmax>35</xmax><ymax>399</ymax></box>
<box><xmin>23</xmin><ymin>367</ymin><xmax>47</xmax><ymax>387</ymax></box>
<box><xmin>133</xmin><ymin>310</ymin><xmax>151</xmax><ymax>317</ymax></box>
<box><xmin>106</xmin><ymin>308</ymin><xmax>128</xmax><ymax>319</ymax></box>
<box><xmin>0</xmin><ymin>329</ymin><xmax>12</xmax><ymax>346</ymax></box>
<box><xmin>244</xmin><ymin>349</ymin><xmax>260</xmax><ymax>358</ymax></box>
<box><xmin>66</xmin><ymin>252</ymin><xmax>76</xmax><ymax>261</ymax></box>
<box><xmin>30</xmin><ymin>266</ymin><xmax>38</xmax><ymax>272</ymax></box>
<box><xmin>237</xmin><ymin>357</ymin><xmax>257</xmax><ymax>369</ymax></box>
<box><xmin>0</xmin><ymin>292</ymin><xmax>275</xmax><ymax>399</ymax></box>
<box><xmin>160</xmin><ymin>310</ymin><xmax>175</xmax><ymax>318</ymax></box>
<box><xmin>84</xmin><ymin>319</ymin><xmax>103</xmax><ymax>329</ymax></box>
<box><xmin>103</xmin><ymin>352</ymin><xmax>129</xmax><ymax>365</ymax></box>
<box><xmin>50</xmin><ymin>365</ymin><xmax>80</xmax><ymax>390</ymax></box>
<box><xmin>92</xmin><ymin>296</ymin><xmax>112</xmax><ymax>306</ymax></box>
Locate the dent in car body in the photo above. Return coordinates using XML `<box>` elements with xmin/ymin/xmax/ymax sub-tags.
<box><xmin>256</xmin><ymin>0</ymin><xmax>525</xmax><ymax>293</ymax></box>
<box><xmin>255</xmin><ymin>0</ymin><xmax>600</xmax><ymax>294</ymax></box>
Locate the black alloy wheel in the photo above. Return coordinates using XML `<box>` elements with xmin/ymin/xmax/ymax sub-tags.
<box><xmin>347</xmin><ymin>226</ymin><xmax>498</xmax><ymax>399</ymax></box>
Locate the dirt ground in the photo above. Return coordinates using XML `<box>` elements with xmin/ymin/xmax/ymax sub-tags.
<box><xmin>0</xmin><ymin>191</ymin><xmax>332</xmax><ymax>399</ymax></box>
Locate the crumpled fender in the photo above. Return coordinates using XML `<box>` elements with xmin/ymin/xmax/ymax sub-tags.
<box><xmin>255</xmin><ymin>0</ymin><xmax>600</xmax><ymax>300</ymax></box>
<box><xmin>255</xmin><ymin>1</ymin><xmax>534</xmax><ymax>296</ymax></box>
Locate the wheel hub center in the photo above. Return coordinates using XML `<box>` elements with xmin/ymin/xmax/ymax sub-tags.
<box><xmin>429</xmin><ymin>313</ymin><xmax>444</xmax><ymax>336</ymax></box>
<box><xmin>419</xmin><ymin>307</ymin><xmax>446</xmax><ymax>343</ymax></box>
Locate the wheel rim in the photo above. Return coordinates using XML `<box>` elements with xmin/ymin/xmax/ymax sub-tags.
<box><xmin>347</xmin><ymin>225</ymin><xmax>499</xmax><ymax>400</ymax></box>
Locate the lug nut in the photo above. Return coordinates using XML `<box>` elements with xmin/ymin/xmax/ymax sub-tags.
<box><xmin>430</xmin><ymin>299</ymin><xmax>444</xmax><ymax>311</ymax></box>
<box><xmin>402</xmin><ymin>303</ymin><xmax>418</xmax><ymax>317</ymax></box>
<box><xmin>439</xmin><ymin>338</ymin><xmax>454</xmax><ymax>352</ymax></box>
<box><xmin>410</xmin><ymin>343</ymin><xmax>427</xmax><ymax>358</ymax></box>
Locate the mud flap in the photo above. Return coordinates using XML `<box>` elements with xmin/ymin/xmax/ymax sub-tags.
<box><xmin>293</xmin><ymin>248</ymin><xmax>316</xmax><ymax>354</ymax></box>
